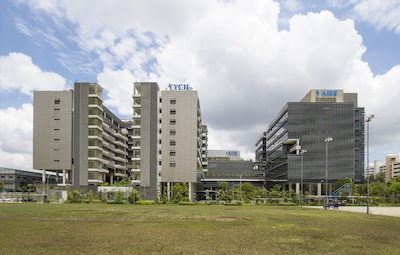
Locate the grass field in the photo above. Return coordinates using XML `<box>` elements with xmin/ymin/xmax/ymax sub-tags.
<box><xmin>1</xmin><ymin>204</ymin><xmax>399</xmax><ymax>254</ymax></box>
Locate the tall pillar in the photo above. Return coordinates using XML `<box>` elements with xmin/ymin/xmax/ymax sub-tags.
<box><xmin>167</xmin><ymin>182</ymin><xmax>171</xmax><ymax>200</ymax></box>
<box><xmin>62</xmin><ymin>170</ymin><xmax>66</xmax><ymax>185</ymax></box>
<box><xmin>188</xmin><ymin>182</ymin><xmax>192</xmax><ymax>201</ymax></box>
<box><xmin>296</xmin><ymin>183</ymin><xmax>300</xmax><ymax>194</ymax></box>
<box><xmin>42</xmin><ymin>169</ymin><xmax>46</xmax><ymax>184</ymax></box>
<box><xmin>317</xmin><ymin>183</ymin><xmax>322</xmax><ymax>197</ymax></box>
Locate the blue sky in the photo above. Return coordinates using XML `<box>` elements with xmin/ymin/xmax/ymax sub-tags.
<box><xmin>1</xmin><ymin>0</ymin><xmax>399</xmax><ymax>171</ymax></box>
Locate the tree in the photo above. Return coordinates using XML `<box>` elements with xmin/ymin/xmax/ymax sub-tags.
<box><xmin>127</xmin><ymin>189</ymin><xmax>141</xmax><ymax>204</ymax></box>
<box><xmin>171</xmin><ymin>182</ymin><xmax>189</xmax><ymax>203</ymax></box>
<box><xmin>388</xmin><ymin>177</ymin><xmax>400</xmax><ymax>195</ymax></box>
<box><xmin>334</xmin><ymin>178</ymin><xmax>352</xmax><ymax>191</ymax></box>
<box><xmin>0</xmin><ymin>180</ymin><xmax>4</xmax><ymax>192</ymax></box>
<box><xmin>218</xmin><ymin>181</ymin><xmax>229</xmax><ymax>192</ymax></box>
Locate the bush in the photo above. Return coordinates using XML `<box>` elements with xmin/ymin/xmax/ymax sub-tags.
<box><xmin>278</xmin><ymin>201</ymin><xmax>297</xmax><ymax>206</ymax></box>
<box><xmin>225</xmin><ymin>202</ymin><xmax>242</xmax><ymax>206</ymax></box>
<box><xmin>178</xmin><ymin>201</ymin><xmax>196</xmax><ymax>205</ymax></box>
<box><xmin>136</xmin><ymin>200</ymin><xmax>154</xmax><ymax>205</ymax></box>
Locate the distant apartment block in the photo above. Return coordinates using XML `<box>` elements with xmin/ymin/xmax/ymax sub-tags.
<box><xmin>385</xmin><ymin>155</ymin><xmax>400</xmax><ymax>180</ymax></box>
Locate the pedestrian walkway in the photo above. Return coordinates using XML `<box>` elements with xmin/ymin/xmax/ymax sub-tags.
<box><xmin>304</xmin><ymin>206</ymin><xmax>400</xmax><ymax>217</ymax></box>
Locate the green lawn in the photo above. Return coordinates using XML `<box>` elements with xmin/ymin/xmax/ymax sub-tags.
<box><xmin>0</xmin><ymin>203</ymin><xmax>399</xmax><ymax>254</ymax></box>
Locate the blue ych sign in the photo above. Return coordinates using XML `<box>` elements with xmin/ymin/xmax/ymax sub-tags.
<box><xmin>168</xmin><ymin>83</ymin><xmax>190</xmax><ymax>90</ymax></box>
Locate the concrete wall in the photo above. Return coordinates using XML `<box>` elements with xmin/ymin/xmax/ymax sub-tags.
<box><xmin>33</xmin><ymin>91</ymin><xmax>73</xmax><ymax>171</ymax></box>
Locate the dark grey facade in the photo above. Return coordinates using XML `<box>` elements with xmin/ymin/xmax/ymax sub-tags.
<box><xmin>197</xmin><ymin>160</ymin><xmax>264</xmax><ymax>200</ymax></box>
<box><xmin>257</xmin><ymin>90</ymin><xmax>365</xmax><ymax>195</ymax></box>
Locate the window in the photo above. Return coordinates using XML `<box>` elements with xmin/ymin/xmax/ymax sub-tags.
<box><xmin>170</xmin><ymin>99</ymin><xmax>176</xmax><ymax>104</ymax></box>
<box><xmin>54</xmin><ymin>139</ymin><xmax>60</xmax><ymax>141</ymax></box>
<box><xmin>170</xmin><ymin>150</ymin><xmax>176</xmax><ymax>156</ymax></box>
<box><xmin>54</xmin><ymin>118</ymin><xmax>60</xmax><ymax>120</ymax></box>
<box><xmin>170</xmin><ymin>161</ymin><xmax>176</xmax><ymax>167</ymax></box>
<box><xmin>170</xmin><ymin>109</ymin><xmax>176</xmax><ymax>115</ymax></box>
<box><xmin>170</xmin><ymin>129</ymin><xmax>176</xmax><ymax>135</ymax></box>
<box><xmin>159</xmin><ymin>150</ymin><xmax>162</xmax><ymax>155</ymax></box>
<box><xmin>54</xmin><ymin>160</ymin><xmax>60</xmax><ymax>162</ymax></box>
<box><xmin>54</xmin><ymin>98</ymin><xmax>60</xmax><ymax>104</ymax></box>
<box><xmin>54</xmin><ymin>149</ymin><xmax>60</xmax><ymax>151</ymax></box>
<box><xmin>170</xmin><ymin>140</ymin><xmax>176</xmax><ymax>146</ymax></box>
<box><xmin>170</xmin><ymin>119</ymin><xmax>176</xmax><ymax>125</ymax></box>
<box><xmin>55</xmin><ymin>108</ymin><xmax>60</xmax><ymax>111</ymax></box>
<box><xmin>54</xmin><ymin>128</ymin><xmax>60</xmax><ymax>131</ymax></box>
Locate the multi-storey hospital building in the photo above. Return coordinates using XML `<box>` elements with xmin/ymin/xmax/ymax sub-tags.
<box><xmin>33</xmin><ymin>82</ymin><xmax>207</xmax><ymax>200</ymax></box>
<box><xmin>255</xmin><ymin>89</ymin><xmax>365</xmax><ymax>196</ymax></box>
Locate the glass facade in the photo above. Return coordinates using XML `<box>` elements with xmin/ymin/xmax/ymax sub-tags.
<box><xmin>263</xmin><ymin>101</ymin><xmax>365</xmax><ymax>186</ymax></box>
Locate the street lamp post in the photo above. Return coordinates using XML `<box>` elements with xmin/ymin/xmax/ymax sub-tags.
<box><xmin>300</xmin><ymin>149</ymin><xmax>307</xmax><ymax>207</ymax></box>
<box><xmin>347</xmin><ymin>177</ymin><xmax>353</xmax><ymax>204</ymax></box>
<box><xmin>324</xmin><ymin>137</ymin><xmax>333</xmax><ymax>208</ymax></box>
<box><xmin>239</xmin><ymin>175</ymin><xmax>243</xmax><ymax>203</ymax></box>
<box><xmin>366</xmin><ymin>114</ymin><xmax>376</xmax><ymax>214</ymax></box>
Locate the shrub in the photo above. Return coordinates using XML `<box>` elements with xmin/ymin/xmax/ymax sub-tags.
<box><xmin>136</xmin><ymin>200</ymin><xmax>154</xmax><ymax>205</ymax></box>
<box><xmin>178</xmin><ymin>201</ymin><xmax>196</xmax><ymax>205</ymax></box>
<box><xmin>278</xmin><ymin>201</ymin><xmax>297</xmax><ymax>206</ymax></box>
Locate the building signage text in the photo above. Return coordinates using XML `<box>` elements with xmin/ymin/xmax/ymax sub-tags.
<box><xmin>168</xmin><ymin>83</ymin><xmax>190</xmax><ymax>91</ymax></box>
<box><xmin>226</xmin><ymin>151</ymin><xmax>238</xmax><ymax>156</ymax></box>
<box><xmin>316</xmin><ymin>90</ymin><xmax>338</xmax><ymax>97</ymax></box>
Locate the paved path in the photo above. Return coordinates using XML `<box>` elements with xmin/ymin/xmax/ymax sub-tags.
<box><xmin>304</xmin><ymin>206</ymin><xmax>400</xmax><ymax>217</ymax></box>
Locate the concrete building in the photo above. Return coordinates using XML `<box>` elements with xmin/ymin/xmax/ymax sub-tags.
<box><xmin>208</xmin><ymin>150</ymin><xmax>241</xmax><ymax>161</ymax></box>
<box><xmin>255</xmin><ymin>89</ymin><xmax>365</xmax><ymax>196</ymax></box>
<box><xmin>33</xmin><ymin>83</ymin><xmax>130</xmax><ymax>190</ymax></box>
<box><xmin>0</xmin><ymin>167</ymin><xmax>61</xmax><ymax>192</ymax></box>
<box><xmin>364</xmin><ymin>160</ymin><xmax>383</xmax><ymax>178</ymax></box>
<box><xmin>386</xmin><ymin>155</ymin><xmax>400</xmax><ymax>180</ymax></box>
<box><xmin>198</xmin><ymin>158</ymin><xmax>264</xmax><ymax>200</ymax></box>
<box><xmin>131</xmin><ymin>82</ymin><xmax>207</xmax><ymax>200</ymax></box>
<box><xmin>132</xmin><ymin>82</ymin><xmax>160</xmax><ymax>200</ymax></box>
<box><xmin>159</xmin><ymin>85</ymin><xmax>207</xmax><ymax>200</ymax></box>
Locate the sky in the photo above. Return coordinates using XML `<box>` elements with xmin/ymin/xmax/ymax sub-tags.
<box><xmin>1</xmin><ymin>0</ymin><xmax>400</xmax><ymax>171</ymax></box>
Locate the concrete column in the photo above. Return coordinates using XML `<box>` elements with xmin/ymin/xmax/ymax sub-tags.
<box><xmin>317</xmin><ymin>183</ymin><xmax>322</xmax><ymax>197</ymax></box>
<box><xmin>167</xmin><ymin>182</ymin><xmax>171</xmax><ymax>200</ymax></box>
<box><xmin>42</xmin><ymin>169</ymin><xmax>46</xmax><ymax>184</ymax></box>
<box><xmin>63</xmin><ymin>170</ymin><xmax>66</xmax><ymax>185</ymax></box>
<box><xmin>296</xmin><ymin>183</ymin><xmax>300</xmax><ymax>194</ymax></box>
<box><xmin>188</xmin><ymin>182</ymin><xmax>192</xmax><ymax>201</ymax></box>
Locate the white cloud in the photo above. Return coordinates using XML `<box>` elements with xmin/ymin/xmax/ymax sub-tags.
<box><xmin>350</xmin><ymin>0</ymin><xmax>400</xmax><ymax>34</ymax></box>
<box><xmin>0</xmin><ymin>104</ymin><xmax>33</xmax><ymax>170</ymax></box>
<box><xmin>10</xmin><ymin>0</ymin><xmax>400</xmax><ymax>163</ymax></box>
<box><xmin>97</xmin><ymin>68</ymin><xmax>136</xmax><ymax>116</ymax></box>
<box><xmin>0</xmin><ymin>52</ymin><xmax>66</xmax><ymax>95</ymax></box>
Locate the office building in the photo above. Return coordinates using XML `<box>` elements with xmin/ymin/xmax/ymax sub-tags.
<box><xmin>33</xmin><ymin>83</ymin><xmax>130</xmax><ymax>190</ymax></box>
<box><xmin>256</xmin><ymin>89</ymin><xmax>365</xmax><ymax>196</ymax></box>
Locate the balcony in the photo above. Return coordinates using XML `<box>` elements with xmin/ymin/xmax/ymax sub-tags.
<box><xmin>115</xmin><ymin>132</ymin><xmax>129</xmax><ymax>141</ymax></box>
